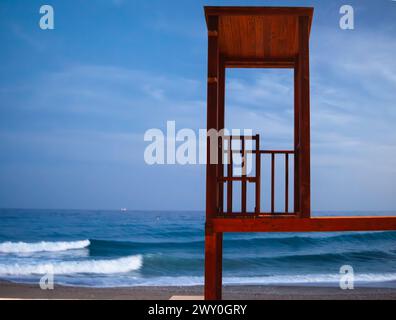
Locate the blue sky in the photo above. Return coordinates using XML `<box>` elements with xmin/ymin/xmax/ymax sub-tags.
<box><xmin>0</xmin><ymin>0</ymin><xmax>395</xmax><ymax>211</ymax></box>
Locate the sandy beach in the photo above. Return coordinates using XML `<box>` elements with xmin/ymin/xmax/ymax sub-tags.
<box><xmin>0</xmin><ymin>281</ymin><xmax>395</xmax><ymax>300</ymax></box>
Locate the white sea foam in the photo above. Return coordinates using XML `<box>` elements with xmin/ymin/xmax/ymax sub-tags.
<box><xmin>221</xmin><ymin>273</ymin><xmax>396</xmax><ymax>285</ymax></box>
<box><xmin>0</xmin><ymin>255</ymin><xmax>142</xmax><ymax>275</ymax></box>
<box><xmin>100</xmin><ymin>273</ymin><xmax>396</xmax><ymax>287</ymax></box>
<box><xmin>0</xmin><ymin>240</ymin><xmax>90</xmax><ymax>253</ymax></box>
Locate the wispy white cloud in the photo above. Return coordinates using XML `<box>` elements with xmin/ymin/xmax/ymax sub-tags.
<box><xmin>0</xmin><ymin>64</ymin><xmax>205</xmax><ymax>132</ymax></box>
<box><xmin>0</xmin><ymin>129</ymin><xmax>144</xmax><ymax>165</ymax></box>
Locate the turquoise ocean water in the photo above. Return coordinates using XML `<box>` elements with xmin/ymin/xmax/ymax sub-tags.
<box><xmin>0</xmin><ymin>209</ymin><xmax>396</xmax><ymax>287</ymax></box>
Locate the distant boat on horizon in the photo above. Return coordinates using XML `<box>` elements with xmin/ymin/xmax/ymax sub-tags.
<box><xmin>120</xmin><ymin>208</ymin><xmax>127</xmax><ymax>212</ymax></box>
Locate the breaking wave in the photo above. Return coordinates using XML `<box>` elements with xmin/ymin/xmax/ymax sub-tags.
<box><xmin>46</xmin><ymin>273</ymin><xmax>396</xmax><ymax>287</ymax></box>
<box><xmin>0</xmin><ymin>240</ymin><xmax>90</xmax><ymax>253</ymax></box>
<box><xmin>108</xmin><ymin>273</ymin><xmax>396</xmax><ymax>287</ymax></box>
<box><xmin>0</xmin><ymin>255</ymin><xmax>142</xmax><ymax>275</ymax></box>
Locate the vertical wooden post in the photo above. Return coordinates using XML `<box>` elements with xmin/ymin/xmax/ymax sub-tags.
<box><xmin>205</xmin><ymin>227</ymin><xmax>222</xmax><ymax>300</ymax></box>
<box><xmin>255</xmin><ymin>135</ymin><xmax>261</xmax><ymax>214</ymax></box>
<box><xmin>205</xmin><ymin>15</ymin><xmax>222</xmax><ymax>300</ymax></box>
<box><xmin>294</xmin><ymin>62</ymin><xmax>300</xmax><ymax>214</ymax></box>
<box><xmin>241</xmin><ymin>137</ymin><xmax>247</xmax><ymax>213</ymax></box>
<box><xmin>227</xmin><ymin>137</ymin><xmax>233</xmax><ymax>213</ymax></box>
<box><xmin>271</xmin><ymin>153</ymin><xmax>275</xmax><ymax>213</ymax></box>
<box><xmin>205</xmin><ymin>16</ymin><xmax>219</xmax><ymax>220</ymax></box>
<box><xmin>218</xmin><ymin>58</ymin><xmax>225</xmax><ymax>214</ymax></box>
<box><xmin>215</xmin><ymin>57</ymin><xmax>225</xmax><ymax>299</ymax></box>
<box><xmin>285</xmin><ymin>153</ymin><xmax>289</xmax><ymax>213</ymax></box>
<box><xmin>297</xmin><ymin>16</ymin><xmax>311</xmax><ymax>218</ymax></box>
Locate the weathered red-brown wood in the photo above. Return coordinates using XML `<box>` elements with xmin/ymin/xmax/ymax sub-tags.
<box><xmin>218</xmin><ymin>58</ymin><xmax>225</xmax><ymax>213</ymax></box>
<box><xmin>205</xmin><ymin>7</ymin><xmax>314</xmax><ymax>62</ymax></box>
<box><xmin>294</xmin><ymin>62</ymin><xmax>300</xmax><ymax>214</ymax></box>
<box><xmin>255</xmin><ymin>135</ymin><xmax>261</xmax><ymax>213</ymax></box>
<box><xmin>226</xmin><ymin>137</ymin><xmax>233</xmax><ymax>213</ymax></box>
<box><xmin>204</xmin><ymin>6</ymin><xmax>396</xmax><ymax>301</ymax></box>
<box><xmin>210</xmin><ymin>216</ymin><xmax>396</xmax><ymax>233</ymax></box>
<box><xmin>205</xmin><ymin>15</ymin><xmax>219</xmax><ymax>219</ymax></box>
<box><xmin>205</xmin><ymin>6</ymin><xmax>314</xmax><ymax>17</ymax></box>
<box><xmin>205</xmin><ymin>15</ymin><xmax>222</xmax><ymax>300</ymax></box>
<box><xmin>225</xmin><ymin>57</ymin><xmax>295</xmax><ymax>68</ymax></box>
<box><xmin>220</xmin><ymin>176</ymin><xmax>256</xmax><ymax>182</ymax></box>
<box><xmin>285</xmin><ymin>153</ymin><xmax>289</xmax><ymax>213</ymax></box>
<box><xmin>216</xmin><ymin>58</ymin><xmax>225</xmax><ymax>300</ymax></box>
<box><xmin>271</xmin><ymin>153</ymin><xmax>275</xmax><ymax>213</ymax></box>
<box><xmin>204</xmin><ymin>229</ymin><xmax>222</xmax><ymax>300</ymax></box>
<box><xmin>258</xmin><ymin>150</ymin><xmax>294</xmax><ymax>154</ymax></box>
<box><xmin>241</xmin><ymin>137</ymin><xmax>247</xmax><ymax>212</ymax></box>
<box><xmin>297</xmin><ymin>15</ymin><xmax>311</xmax><ymax>218</ymax></box>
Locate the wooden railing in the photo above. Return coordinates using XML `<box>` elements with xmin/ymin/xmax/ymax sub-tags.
<box><xmin>218</xmin><ymin>135</ymin><xmax>294</xmax><ymax>215</ymax></box>
<box><xmin>258</xmin><ymin>150</ymin><xmax>294</xmax><ymax>214</ymax></box>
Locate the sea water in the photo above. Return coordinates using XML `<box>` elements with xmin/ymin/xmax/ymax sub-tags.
<box><xmin>0</xmin><ymin>208</ymin><xmax>395</xmax><ymax>288</ymax></box>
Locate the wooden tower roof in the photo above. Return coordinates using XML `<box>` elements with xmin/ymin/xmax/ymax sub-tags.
<box><xmin>204</xmin><ymin>6</ymin><xmax>314</xmax><ymax>68</ymax></box>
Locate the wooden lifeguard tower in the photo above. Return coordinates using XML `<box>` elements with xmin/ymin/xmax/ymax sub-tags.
<box><xmin>204</xmin><ymin>6</ymin><xmax>396</xmax><ymax>300</ymax></box>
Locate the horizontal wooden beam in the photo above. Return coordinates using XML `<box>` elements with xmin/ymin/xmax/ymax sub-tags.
<box><xmin>216</xmin><ymin>213</ymin><xmax>298</xmax><ymax>218</ymax></box>
<box><xmin>223</xmin><ymin>135</ymin><xmax>258</xmax><ymax>140</ymax></box>
<box><xmin>205</xmin><ymin>6</ymin><xmax>314</xmax><ymax>18</ymax></box>
<box><xmin>208</xmin><ymin>216</ymin><xmax>396</xmax><ymax>233</ymax></box>
<box><xmin>227</xmin><ymin>150</ymin><xmax>295</xmax><ymax>155</ymax></box>
<box><xmin>225</xmin><ymin>57</ymin><xmax>295</xmax><ymax>69</ymax></box>
<box><xmin>218</xmin><ymin>177</ymin><xmax>257</xmax><ymax>183</ymax></box>
<box><xmin>258</xmin><ymin>150</ymin><xmax>295</xmax><ymax>154</ymax></box>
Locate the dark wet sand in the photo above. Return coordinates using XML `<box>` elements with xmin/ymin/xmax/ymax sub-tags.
<box><xmin>1</xmin><ymin>281</ymin><xmax>396</xmax><ymax>299</ymax></box>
